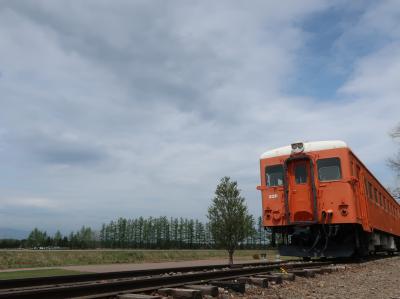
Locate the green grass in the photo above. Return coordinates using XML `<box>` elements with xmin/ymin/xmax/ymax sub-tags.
<box><xmin>0</xmin><ymin>268</ymin><xmax>84</xmax><ymax>280</ymax></box>
<box><xmin>0</xmin><ymin>249</ymin><xmax>281</xmax><ymax>270</ymax></box>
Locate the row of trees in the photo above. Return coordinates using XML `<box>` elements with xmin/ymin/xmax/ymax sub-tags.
<box><xmin>99</xmin><ymin>215</ymin><xmax>270</xmax><ymax>250</ymax></box>
<box><xmin>0</xmin><ymin>226</ymin><xmax>96</xmax><ymax>249</ymax></box>
<box><xmin>0</xmin><ymin>215</ymin><xmax>270</xmax><ymax>250</ymax></box>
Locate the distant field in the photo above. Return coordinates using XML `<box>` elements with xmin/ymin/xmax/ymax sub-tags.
<box><xmin>0</xmin><ymin>249</ymin><xmax>281</xmax><ymax>270</ymax></box>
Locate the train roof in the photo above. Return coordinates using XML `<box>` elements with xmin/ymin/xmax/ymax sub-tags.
<box><xmin>260</xmin><ymin>140</ymin><xmax>348</xmax><ymax>159</ymax></box>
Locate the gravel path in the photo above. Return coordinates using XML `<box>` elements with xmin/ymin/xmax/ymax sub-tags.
<box><xmin>240</xmin><ymin>256</ymin><xmax>400</xmax><ymax>299</ymax></box>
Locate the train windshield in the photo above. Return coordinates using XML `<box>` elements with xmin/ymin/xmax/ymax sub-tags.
<box><xmin>317</xmin><ymin>158</ymin><xmax>342</xmax><ymax>181</ymax></box>
<box><xmin>266</xmin><ymin>165</ymin><xmax>284</xmax><ymax>187</ymax></box>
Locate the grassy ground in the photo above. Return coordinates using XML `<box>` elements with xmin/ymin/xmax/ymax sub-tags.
<box><xmin>0</xmin><ymin>249</ymin><xmax>280</xmax><ymax>270</ymax></box>
<box><xmin>0</xmin><ymin>268</ymin><xmax>84</xmax><ymax>280</ymax></box>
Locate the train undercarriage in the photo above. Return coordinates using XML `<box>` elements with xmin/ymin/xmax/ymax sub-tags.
<box><xmin>270</xmin><ymin>224</ymin><xmax>399</xmax><ymax>258</ymax></box>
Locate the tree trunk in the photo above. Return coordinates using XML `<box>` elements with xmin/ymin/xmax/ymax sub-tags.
<box><xmin>228</xmin><ymin>249</ymin><xmax>234</xmax><ymax>265</ymax></box>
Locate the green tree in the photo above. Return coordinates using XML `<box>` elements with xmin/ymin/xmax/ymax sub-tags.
<box><xmin>53</xmin><ymin>230</ymin><xmax>63</xmax><ymax>247</ymax></box>
<box><xmin>207</xmin><ymin>177</ymin><xmax>254</xmax><ymax>264</ymax></box>
<box><xmin>27</xmin><ymin>228</ymin><xmax>47</xmax><ymax>248</ymax></box>
<box><xmin>389</xmin><ymin>123</ymin><xmax>400</xmax><ymax>200</ymax></box>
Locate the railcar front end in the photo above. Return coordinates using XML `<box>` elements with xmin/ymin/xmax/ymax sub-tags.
<box><xmin>257</xmin><ymin>140</ymin><xmax>399</xmax><ymax>258</ymax></box>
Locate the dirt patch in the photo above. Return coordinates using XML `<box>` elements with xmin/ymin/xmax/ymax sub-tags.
<box><xmin>234</xmin><ymin>256</ymin><xmax>400</xmax><ymax>299</ymax></box>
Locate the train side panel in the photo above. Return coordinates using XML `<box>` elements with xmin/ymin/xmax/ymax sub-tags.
<box><xmin>349</xmin><ymin>152</ymin><xmax>400</xmax><ymax>237</ymax></box>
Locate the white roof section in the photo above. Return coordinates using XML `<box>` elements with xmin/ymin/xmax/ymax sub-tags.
<box><xmin>260</xmin><ymin>140</ymin><xmax>348</xmax><ymax>159</ymax></box>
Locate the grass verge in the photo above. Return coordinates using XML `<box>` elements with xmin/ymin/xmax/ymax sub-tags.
<box><xmin>0</xmin><ymin>249</ymin><xmax>281</xmax><ymax>270</ymax></box>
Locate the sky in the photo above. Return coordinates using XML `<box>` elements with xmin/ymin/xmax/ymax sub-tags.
<box><xmin>0</xmin><ymin>0</ymin><xmax>399</xmax><ymax>233</ymax></box>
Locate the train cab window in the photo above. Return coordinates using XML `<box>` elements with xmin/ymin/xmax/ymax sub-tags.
<box><xmin>368</xmin><ymin>182</ymin><xmax>373</xmax><ymax>200</ymax></box>
<box><xmin>265</xmin><ymin>165</ymin><xmax>284</xmax><ymax>187</ymax></box>
<box><xmin>295</xmin><ymin>164</ymin><xmax>307</xmax><ymax>184</ymax></box>
<box><xmin>317</xmin><ymin>158</ymin><xmax>342</xmax><ymax>181</ymax></box>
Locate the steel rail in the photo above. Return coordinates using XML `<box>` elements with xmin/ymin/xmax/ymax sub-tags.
<box><xmin>0</xmin><ymin>261</ymin><xmax>329</xmax><ymax>299</ymax></box>
<box><xmin>0</xmin><ymin>260</ymin><xmax>296</xmax><ymax>290</ymax></box>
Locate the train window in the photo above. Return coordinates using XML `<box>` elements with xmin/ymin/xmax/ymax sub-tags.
<box><xmin>265</xmin><ymin>165</ymin><xmax>284</xmax><ymax>187</ymax></box>
<box><xmin>368</xmin><ymin>182</ymin><xmax>373</xmax><ymax>200</ymax></box>
<box><xmin>364</xmin><ymin>179</ymin><xmax>369</xmax><ymax>199</ymax></box>
<box><xmin>374</xmin><ymin>188</ymin><xmax>378</xmax><ymax>204</ymax></box>
<box><xmin>317</xmin><ymin>158</ymin><xmax>342</xmax><ymax>181</ymax></box>
<box><xmin>295</xmin><ymin>164</ymin><xmax>307</xmax><ymax>184</ymax></box>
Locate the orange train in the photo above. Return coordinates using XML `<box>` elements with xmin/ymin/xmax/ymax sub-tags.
<box><xmin>257</xmin><ymin>141</ymin><xmax>400</xmax><ymax>258</ymax></box>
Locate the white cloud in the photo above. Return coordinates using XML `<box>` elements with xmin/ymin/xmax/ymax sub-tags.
<box><xmin>0</xmin><ymin>197</ymin><xmax>60</xmax><ymax>209</ymax></box>
<box><xmin>340</xmin><ymin>44</ymin><xmax>400</xmax><ymax>97</ymax></box>
<box><xmin>0</xmin><ymin>1</ymin><xmax>399</xmax><ymax>231</ymax></box>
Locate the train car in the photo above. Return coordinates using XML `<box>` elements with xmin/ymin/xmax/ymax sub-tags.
<box><xmin>257</xmin><ymin>140</ymin><xmax>400</xmax><ymax>258</ymax></box>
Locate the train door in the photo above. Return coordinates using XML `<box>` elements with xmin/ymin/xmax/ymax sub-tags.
<box><xmin>352</xmin><ymin>162</ymin><xmax>362</xmax><ymax>222</ymax></box>
<box><xmin>287</xmin><ymin>159</ymin><xmax>315</xmax><ymax>223</ymax></box>
<box><xmin>355</xmin><ymin>165</ymin><xmax>370</xmax><ymax>230</ymax></box>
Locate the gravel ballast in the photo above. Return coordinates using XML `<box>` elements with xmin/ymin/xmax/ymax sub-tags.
<box><xmin>234</xmin><ymin>256</ymin><xmax>400</xmax><ymax>299</ymax></box>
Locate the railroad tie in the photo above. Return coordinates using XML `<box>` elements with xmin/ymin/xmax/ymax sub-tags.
<box><xmin>209</xmin><ymin>280</ymin><xmax>246</xmax><ymax>293</ymax></box>
<box><xmin>158</xmin><ymin>288</ymin><xmax>202</xmax><ymax>299</ymax></box>
<box><xmin>118</xmin><ymin>294</ymin><xmax>162</xmax><ymax>299</ymax></box>
<box><xmin>288</xmin><ymin>269</ymin><xmax>316</xmax><ymax>278</ymax></box>
<box><xmin>237</xmin><ymin>277</ymin><xmax>268</xmax><ymax>288</ymax></box>
<box><xmin>184</xmin><ymin>285</ymin><xmax>219</xmax><ymax>297</ymax></box>
<box><xmin>254</xmin><ymin>274</ymin><xmax>283</xmax><ymax>284</ymax></box>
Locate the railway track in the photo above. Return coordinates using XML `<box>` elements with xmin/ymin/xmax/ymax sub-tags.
<box><xmin>0</xmin><ymin>260</ymin><xmax>292</xmax><ymax>290</ymax></box>
<box><xmin>0</xmin><ymin>260</ymin><xmax>336</xmax><ymax>299</ymax></box>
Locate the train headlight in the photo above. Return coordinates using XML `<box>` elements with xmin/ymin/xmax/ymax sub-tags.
<box><xmin>291</xmin><ymin>142</ymin><xmax>304</xmax><ymax>154</ymax></box>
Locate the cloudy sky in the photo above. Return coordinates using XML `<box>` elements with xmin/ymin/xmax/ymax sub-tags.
<box><xmin>0</xmin><ymin>0</ymin><xmax>399</xmax><ymax>233</ymax></box>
